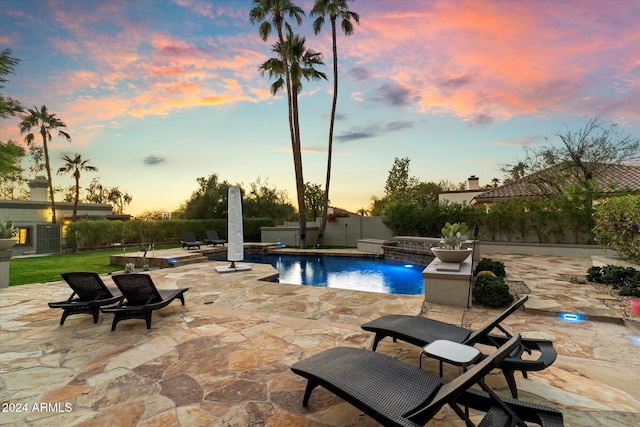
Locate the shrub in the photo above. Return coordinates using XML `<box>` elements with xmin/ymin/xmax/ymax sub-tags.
<box><xmin>474</xmin><ymin>275</ymin><xmax>514</xmax><ymax>308</ymax></box>
<box><xmin>619</xmin><ymin>277</ymin><xmax>640</xmax><ymax>298</ymax></box>
<box><xmin>600</xmin><ymin>266</ymin><xmax>638</xmax><ymax>288</ymax></box>
<box><xmin>586</xmin><ymin>264</ymin><xmax>640</xmax><ymax>297</ymax></box>
<box><xmin>593</xmin><ymin>195</ymin><xmax>640</xmax><ymax>262</ymax></box>
<box><xmin>475</xmin><ymin>258</ymin><xmax>506</xmax><ymax>277</ymax></box>
<box><xmin>476</xmin><ymin>270</ymin><xmax>496</xmax><ymax>278</ymax></box>
<box><xmin>65</xmin><ymin>218</ymin><xmax>275</xmax><ymax>250</ymax></box>
<box><xmin>586</xmin><ymin>266</ymin><xmax>602</xmax><ymax>283</ymax></box>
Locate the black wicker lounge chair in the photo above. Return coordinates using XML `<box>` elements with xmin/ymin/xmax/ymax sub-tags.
<box><xmin>181</xmin><ymin>231</ymin><xmax>201</xmax><ymax>250</ymax></box>
<box><xmin>361</xmin><ymin>295</ymin><xmax>557</xmax><ymax>398</ymax></box>
<box><xmin>291</xmin><ymin>334</ymin><xmax>564</xmax><ymax>427</ymax></box>
<box><xmin>102</xmin><ymin>274</ymin><xmax>188</xmax><ymax>331</ymax></box>
<box><xmin>48</xmin><ymin>272</ymin><xmax>122</xmax><ymax>325</ymax></box>
<box><xmin>205</xmin><ymin>230</ymin><xmax>226</xmax><ymax>246</ymax></box>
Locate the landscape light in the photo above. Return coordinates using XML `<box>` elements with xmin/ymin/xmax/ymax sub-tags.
<box><xmin>558</xmin><ymin>312</ymin><xmax>585</xmax><ymax>323</ymax></box>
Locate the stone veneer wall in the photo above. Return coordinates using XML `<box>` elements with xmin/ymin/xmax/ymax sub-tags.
<box><xmin>207</xmin><ymin>243</ymin><xmax>278</xmax><ymax>261</ymax></box>
<box><xmin>383</xmin><ymin>243</ymin><xmax>435</xmax><ymax>265</ymax></box>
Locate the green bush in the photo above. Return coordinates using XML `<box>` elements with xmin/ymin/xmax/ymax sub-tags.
<box><xmin>65</xmin><ymin>218</ymin><xmax>275</xmax><ymax>250</ymax></box>
<box><xmin>586</xmin><ymin>266</ymin><xmax>602</xmax><ymax>283</ymax></box>
<box><xmin>474</xmin><ymin>275</ymin><xmax>514</xmax><ymax>308</ymax></box>
<box><xmin>475</xmin><ymin>258</ymin><xmax>506</xmax><ymax>277</ymax></box>
<box><xmin>593</xmin><ymin>195</ymin><xmax>640</xmax><ymax>262</ymax></box>
<box><xmin>586</xmin><ymin>264</ymin><xmax>640</xmax><ymax>298</ymax></box>
<box><xmin>600</xmin><ymin>265</ymin><xmax>639</xmax><ymax>288</ymax></box>
<box><xmin>381</xmin><ymin>200</ymin><xmax>482</xmax><ymax>238</ymax></box>
<box><xmin>380</xmin><ymin>196</ymin><xmax>597</xmax><ymax>244</ymax></box>
<box><xmin>619</xmin><ymin>277</ymin><xmax>640</xmax><ymax>298</ymax></box>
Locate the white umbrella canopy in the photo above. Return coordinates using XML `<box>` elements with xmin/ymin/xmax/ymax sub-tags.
<box><xmin>227</xmin><ymin>186</ymin><xmax>243</xmax><ymax>263</ymax></box>
<box><xmin>215</xmin><ymin>186</ymin><xmax>251</xmax><ymax>273</ymax></box>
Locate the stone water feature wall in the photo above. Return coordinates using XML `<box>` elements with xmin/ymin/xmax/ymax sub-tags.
<box><xmin>382</xmin><ymin>236</ymin><xmax>440</xmax><ymax>265</ymax></box>
<box><xmin>207</xmin><ymin>243</ymin><xmax>280</xmax><ymax>261</ymax></box>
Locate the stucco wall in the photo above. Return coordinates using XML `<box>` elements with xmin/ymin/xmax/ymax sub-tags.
<box><xmin>0</xmin><ymin>200</ymin><xmax>113</xmax><ymax>255</ymax></box>
<box><xmin>261</xmin><ymin>216</ymin><xmax>393</xmax><ymax>247</ymax></box>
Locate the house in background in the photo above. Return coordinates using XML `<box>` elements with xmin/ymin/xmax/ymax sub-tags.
<box><xmin>438</xmin><ymin>175</ymin><xmax>487</xmax><ymax>205</ymax></box>
<box><xmin>471</xmin><ymin>163</ymin><xmax>640</xmax><ymax>205</ymax></box>
<box><xmin>0</xmin><ymin>177</ymin><xmax>121</xmax><ymax>256</ymax></box>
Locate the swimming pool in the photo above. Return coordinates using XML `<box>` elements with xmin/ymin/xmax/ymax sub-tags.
<box><xmin>244</xmin><ymin>253</ymin><xmax>425</xmax><ymax>295</ymax></box>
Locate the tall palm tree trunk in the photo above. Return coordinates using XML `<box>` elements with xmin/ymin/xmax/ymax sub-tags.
<box><xmin>291</xmin><ymin>86</ymin><xmax>306</xmax><ymax>247</ymax></box>
<box><xmin>73</xmin><ymin>172</ymin><xmax>80</xmax><ymax>220</ymax></box>
<box><xmin>276</xmin><ymin>20</ymin><xmax>307</xmax><ymax>248</ymax></box>
<box><xmin>316</xmin><ymin>18</ymin><xmax>339</xmax><ymax>248</ymax></box>
<box><xmin>41</xmin><ymin>129</ymin><xmax>57</xmax><ymax>224</ymax></box>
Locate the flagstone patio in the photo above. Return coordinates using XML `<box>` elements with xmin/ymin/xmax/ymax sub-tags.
<box><xmin>1</xmin><ymin>253</ymin><xmax>639</xmax><ymax>426</ymax></box>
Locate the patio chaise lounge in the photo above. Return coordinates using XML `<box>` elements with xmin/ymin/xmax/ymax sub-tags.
<box><xmin>181</xmin><ymin>231</ymin><xmax>202</xmax><ymax>249</ymax></box>
<box><xmin>291</xmin><ymin>334</ymin><xmax>564</xmax><ymax>426</ymax></box>
<box><xmin>205</xmin><ymin>230</ymin><xmax>227</xmax><ymax>246</ymax></box>
<box><xmin>48</xmin><ymin>272</ymin><xmax>122</xmax><ymax>325</ymax></box>
<box><xmin>361</xmin><ymin>296</ymin><xmax>557</xmax><ymax>398</ymax></box>
<box><xmin>101</xmin><ymin>273</ymin><xmax>189</xmax><ymax>331</ymax></box>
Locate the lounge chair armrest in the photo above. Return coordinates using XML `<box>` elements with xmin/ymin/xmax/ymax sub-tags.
<box><xmin>501</xmin><ymin>340</ymin><xmax>557</xmax><ymax>371</ymax></box>
<box><xmin>66</xmin><ymin>291</ymin><xmax>77</xmax><ymax>303</ymax></box>
<box><xmin>479</xmin><ymin>334</ymin><xmax>557</xmax><ymax>371</ymax></box>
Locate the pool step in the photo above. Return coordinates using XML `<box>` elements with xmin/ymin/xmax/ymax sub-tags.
<box><xmin>171</xmin><ymin>254</ymin><xmax>208</xmax><ymax>267</ymax></box>
<box><xmin>110</xmin><ymin>250</ymin><xmax>210</xmax><ymax>269</ymax></box>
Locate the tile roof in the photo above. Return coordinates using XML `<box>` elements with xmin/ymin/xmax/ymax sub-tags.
<box><xmin>473</xmin><ymin>163</ymin><xmax>640</xmax><ymax>203</ymax></box>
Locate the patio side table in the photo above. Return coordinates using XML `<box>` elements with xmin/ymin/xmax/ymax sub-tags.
<box><xmin>421</xmin><ymin>339</ymin><xmax>482</xmax><ymax>377</ymax></box>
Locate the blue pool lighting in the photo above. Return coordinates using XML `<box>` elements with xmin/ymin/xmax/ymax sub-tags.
<box><xmin>242</xmin><ymin>253</ymin><xmax>425</xmax><ymax>295</ymax></box>
<box><xmin>558</xmin><ymin>312</ymin><xmax>585</xmax><ymax>323</ymax></box>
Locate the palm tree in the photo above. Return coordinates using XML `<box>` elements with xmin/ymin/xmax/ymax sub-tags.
<box><xmin>251</xmin><ymin>0</ymin><xmax>308</xmax><ymax>247</ymax></box>
<box><xmin>0</xmin><ymin>48</ymin><xmax>25</xmax><ymax>119</ymax></box>
<box><xmin>57</xmin><ymin>153</ymin><xmax>98</xmax><ymax>221</ymax></box>
<box><xmin>260</xmin><ymin>30</ymin><xmax>327</xmax><ymax>247</ymax></box>
<box><xmin>311</xmin><ymin>0</ymin><xmax>359</xmax><ymax>247</ymax></box>
<box><xmin>107</xmin><ymin>187</ymin><xmax>132</xmax><ymax>215</ymax></box>
<box><xmin>19</xmin><ymin>105</ymin><xmax>71</xmax><ymax>223</ymax></box>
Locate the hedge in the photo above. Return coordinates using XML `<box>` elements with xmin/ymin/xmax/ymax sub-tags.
<box><xmin>65</xmin><ymin>218</ymin><xmax>275</xmax><ymax>250</ymax></box>
<box><xmin>593</xmin><ymin>195</ymin><xmax>640</xmax><ymax>262</ymax></box>
<box><xmin>381</xmin><ymin>197</ymin><xmax>595</xmax><ymax>244</ymax></box>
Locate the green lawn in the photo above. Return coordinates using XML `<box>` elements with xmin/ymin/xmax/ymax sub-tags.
<box><xmin>9</xmin><ymin>246</ymin><xmax>178</xmax><ymax>286</ymax></box>
<box><xmin>9</xmin><ymin>249</ymin><xmax>124</xmax><ymax>286</ymax></box>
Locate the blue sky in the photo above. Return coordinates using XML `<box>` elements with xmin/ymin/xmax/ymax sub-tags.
<box><xmin>1</xmin><ymin>0</ymin><xmax>639</xmax><ymax>215</ymax></box>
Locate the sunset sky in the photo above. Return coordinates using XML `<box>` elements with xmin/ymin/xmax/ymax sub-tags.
<box><xmin>1</xmin><ymin>0</ymin><xmax>639</xmax><ymax>216</ymax></box>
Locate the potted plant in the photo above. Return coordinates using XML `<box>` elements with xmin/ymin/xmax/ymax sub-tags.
<box><xmin>431</xmin><ymin>222</ymin><xmax>473</xmax><ymax>263</ymax></box>
<box><xmin>0</xmin><ymin>220</ymin><xmax>18</xmax><ymax>250</ymax></box>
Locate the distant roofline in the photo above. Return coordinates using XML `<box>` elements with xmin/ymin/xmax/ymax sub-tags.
<box><xmin>439</xmin><ymin>189</ymin><xmax>485</xmax><ymax>194</ymax></box>
<box><xmin>0</xmin><ymin>200</ymin><xmax>113</xmax><ymax>211</ymax></box>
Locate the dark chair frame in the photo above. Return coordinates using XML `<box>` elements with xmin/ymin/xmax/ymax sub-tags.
<box><xmin>362</xmin><ymin>295</ymin><xmax>557</xmax><ymax>398</ymax></box>
<box><xmin>48</xmin><ymin>272</ymin><xmax>122</xmax><ymax>325</ymax></box>
<box><xmin>291</xmin><ymin>334</ymin><xmax>564</xmax><ymax>427</ymax></box>
<box><xmin>102</xmin><ymin>273</ymin><xmax>188</xmax><ymax>331</ymax></box>
<box><xmin>205</xmin><ymin>230</ymin><xmax>226</xmax><ymax>246</ymax></box>
<box><xmin>181</xmin><ymin>231</ymin><xmax>201</xmax><ymax>250</ymax></box>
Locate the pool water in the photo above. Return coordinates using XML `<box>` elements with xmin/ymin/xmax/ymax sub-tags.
<box><xmin>244</xmin><ymin>253</ymin><xmax>425</xmax><ymax>295</ymax></box>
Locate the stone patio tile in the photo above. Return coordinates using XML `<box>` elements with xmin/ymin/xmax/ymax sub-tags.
<box><xmin>1</xmin><ymin>252</ymin><xmax>639</xmax><ymax>426</ymax></box>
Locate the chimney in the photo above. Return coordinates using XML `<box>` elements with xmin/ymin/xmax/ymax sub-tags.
<box><xmin>28</xmin><ymin>177</ymin><xmax>49</xmax><ymax>201</ymax></box>
<box><xmin>467</xmin><ymin>175</ymin><xmax>480</xmax><ymax>190</ymax></box>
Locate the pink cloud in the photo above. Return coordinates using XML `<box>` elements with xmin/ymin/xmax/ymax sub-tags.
<box><xmin>10</xmin><ymin>0</ymin><xmax>637</xmax><ymax>149</ymax></box>
<box><xmin>29</xmin><ymin>3</ymin><xmax>271</xmax><ymax>132</ymax></box>
<box><xmin>347</xmin><ymin>0</ymin><xmax>640</xmax><ymax>122</ymax></box>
